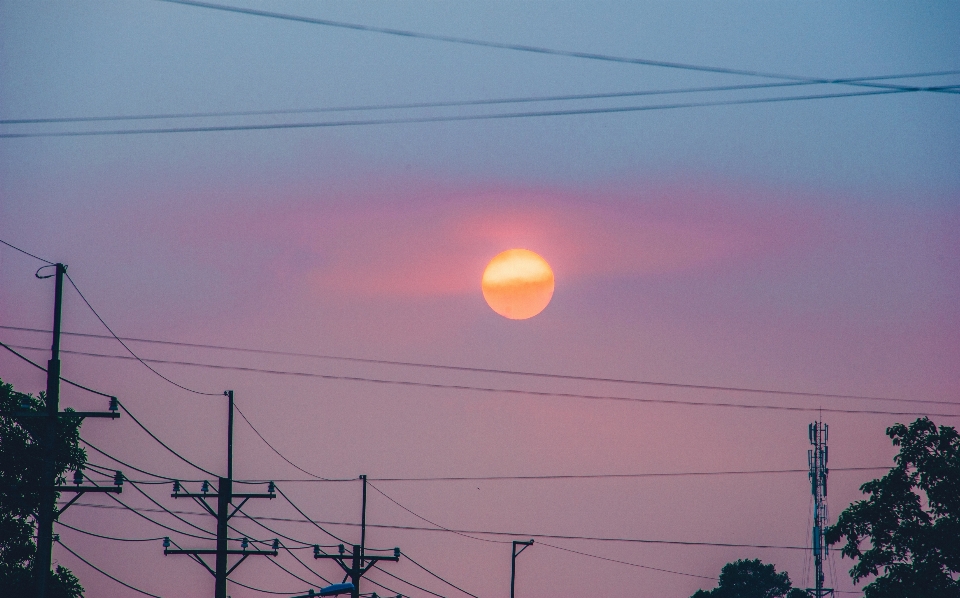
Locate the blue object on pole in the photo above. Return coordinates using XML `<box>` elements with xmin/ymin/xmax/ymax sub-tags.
<box><xmin>319</xmin><ymin>582</ymin><xmax>355</xmax><ymax>596</ymax></box>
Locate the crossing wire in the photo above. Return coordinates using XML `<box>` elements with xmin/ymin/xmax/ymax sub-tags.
<box><xmin>69</xmin><ymin>501</ymin><xmax>816</xmax><ymax>550</ymax></box>
<box><xmin>4</xmin><ymin>324</ymin><xmax>952</xmax><ymax>407</ymax></box>
<box><xmin>400</xmin><ymin>552</ymin><xmax>479</xmax><ymax>598</ymax></box>
<box><xmin>57</xmin><ymin>539</ymin><xmax>163</xmax><ymax>598</ymax></box>
<box><xmin>57</xmin><ymin>520</ymin><xmax>165</xmax><ymax>543</ymax></box>
<box><xmin>4</xmin><ymin>71</ymin><xmax>956</xmax><ymax>126</ymax></box>
<box><xmin>0</xmin><ymin>238</ymin><xmax>54</xmax><ymax>264</ymax></box>
<box><xmin>6</xmin><ymin>341</ymin><xmax>957</xmax><ymax>418</ymax></box>
<box><xmin>2</xmin><ymin>88</ymin><xmax>939</xmax><ymax>138</ymax></box>
<box><xmin>538</xmin><ymin>541</ymin><xmax>716</xmax><ymax>581</ymax></box>
<box><xmin>154</xmin><ymin>0</ymin><xmax>959</xmax><ymax>95</ymax></box>
<box><xmin>0</xmin><ymin>338</ymin><xmax>219</xmax><ymax>477</ymax></box>
<box><xmin>64</xmin><ymin>271</ymin><xmax>222</xmax><ymax>397</ymax></box>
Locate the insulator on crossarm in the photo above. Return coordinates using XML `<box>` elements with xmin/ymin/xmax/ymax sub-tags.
<box><xmin>173</xmin><ymin>480</ymin><xmax>181</xmax><ymax>494</ymax></box>
<box><xmin>201</xmin><ymin>480</ymin><xmax>209</xmax><ymax>494</ymax></box>
<box><xmin>163</xmin><ymin>537</ymin><xmax>170</xmax><ymax>548</ymax></box>
<box><xmin>73</xmin><ymin>469</ymin><xmax>83</xmax><ymax>485</ymax></box>
<box><xmin>113</xmin><ymin>471</ymin><xmax>124</xmax><ymax>486</ymax></box>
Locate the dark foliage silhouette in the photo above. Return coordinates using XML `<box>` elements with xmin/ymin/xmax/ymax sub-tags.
<box><xmin>0</xmin><ymin>378</ymin><xmax>85</xmax><ymax>597</ymax></box>
<box><xmin>826</xmin><ymin>417</ymin><xmax>960</xmax><ymax>598</ymax></box>
<box><xmin>691</xmin><ymin>558</ymin><xmax>807</xmax><ymax>598</ymax></box>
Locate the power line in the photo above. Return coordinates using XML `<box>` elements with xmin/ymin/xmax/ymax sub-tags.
<box><xmin>275</xmin><ymin>485</ymin><xmax>349</xmax><ymax>544</ymax></box>
<box><xmin>69</xmin><ymin>501</ymin><xmax>815</xmax><ymax>550</ymax></box>
<box><xmin>126</xmin><ymin>479</ymin><xmax>218</xmax><ymax>538</ymax></box>
<box><xmin>63</xmin><ymin>272</ymin><xmax>221</xmax><ymax>397</ymax></box>
<box><xmin>153</xmin><ymin>0</ymin><xmax>958</xmax><ymax>95</ymax></box>
<box><xmin>3</xmin><ymin>324</ymin><xmax>949</xmax><ymax>406</ymax></box>
<box><xmin>266</xmin><ymin>556</ymin><xmax>325</xmax><ymax>589</ymax></box>
<box><xmin>377</xmin><ymin>485</ymin><xmax>724</xmax><ymax>583</ymax></box>
<box><xmin>227</xmin><ymin>578</ymin><xmax>301</xmax><ymax>595</ymax></box>
<box><xmin>335</xmin><ymin>466</ymin><xmax>893</xmax><ymax>483</ymax></box>
<box><xmin>56</xmin><ymin>539</ymin><xmax>163</xmax><ymax>598</ymax></box>
<box><xmin>57</xmin><ymin>520</ymin><xmax>165</xmax><ymax>543</ymax></box>
<box><xmin>538</xmin><ymin>541</ymin><xmax>716</xmax><ymax>581</ymax></box>
<box><xmin>98</xmin><ymin>488</ymin><xmax>217</xmax><ymax>541</ymax></box>
<box><xmin>6</xmin><ymin>342</ymin><xmax>957</xmax><ymax>418</ymax></box>
<box><xmin>78</xmin><ymin>435</ymin><xmax>896</xmax><ymax>482</ymax></box>
<box><xmin>0</xmin><ymin>88</ymin><xmax>930</xmax><ymax>138</ymax></box>
<box><xmin>4</xmin><ymin>72</ymin><xmax>956</xmax><ymax>125</ymax></box>
<box><xmin>82</xmin><ymin>438</ymin><xmax>183</xmax><ymax>482</ymax></box>
<box><xmin>372</xmin><ymin>567</ymin><xmax>447</xmax><ymax>598</ymax></box>
<box><xmin>0</xmin><ymin>238</ymin><xmax>54</xmax><ymax>264</ymax></box>
<box><xmin>0</xmin><ymin>339</ymin><xmax>220</xmax><ymax>478</ymax></box>
<box><xmin>369</xmin><ymin>482</ymin><xmax>506</xmax><ymax>545</ymax></box>
<box><xmin>79</xmin><ymin>440</ymin><xmax>895</xmax><ymax>483</ymax></box>
<box><xmin>400</xmin><ymin>552</ymin><xmax>479</xmax><ymax>598</ymax></box>
<box><xmin>234</xmin><ymin>402</ymin><xmax>329</xmax><ymax>480</ymax></box>
<box><xmin>114</xmin><ymin>400</ymin><xmax>219</xmax><ymax>477</ymax></box>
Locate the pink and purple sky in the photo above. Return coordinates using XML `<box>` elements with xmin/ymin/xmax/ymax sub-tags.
<box><xmin>1</xmin><ymin>2</ymin><xmax>959</xmax><ymax>597</ymax></box>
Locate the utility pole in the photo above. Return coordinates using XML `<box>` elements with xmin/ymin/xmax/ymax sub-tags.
<box><xmin>18</xmin><ymin>263</ymin><xmax>121</xmax><ymax>598</ymax></box>
<box><xmin>165</xmin><ymin>390</ymin><xmax>277</xmax><ymax>598</ymax></box>
<box><xmin>314</xmin><ymin>475</ymin><xmax>400</xmax><ymax>598</ymax></box>
<box><xmin>806</xmin><ymin>421</ymin><xmax>833</xmax><ymax>598</ymax></box>
<box><xmin>510</xmin><ymin>540</ymin><xmax>534</xmax><ymax>598</ymax></box>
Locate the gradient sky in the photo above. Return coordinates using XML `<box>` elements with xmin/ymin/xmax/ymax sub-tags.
<box><xmin>1</xmin><ymin>2</ymin><xmax>959</xmax><ymax>597</ymax></box>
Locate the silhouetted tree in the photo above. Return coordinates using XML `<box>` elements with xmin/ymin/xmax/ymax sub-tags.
<box><xmin>826</xmin><ymin>417</ymin><xmax>960</xmax><ymax>598</ymax></box>
<box><xmin>0</xmin><ymin>378</ymin><xmax>85</xmax><ymax>597</ymax></box>
<box><xmin>691</xmin><ymin>558</ymin><xmax>807</xmax><ymax>598</ymax></box>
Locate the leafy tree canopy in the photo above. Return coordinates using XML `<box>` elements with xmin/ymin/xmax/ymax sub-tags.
<box><xmin>0</xmin><ymin>378</ymin><xmax>86</xmax><ymax>597</ymax></box>
<box><xmin>691</xmin><ymin>558</ymin><xmax>808</xmax><ymax>598</ymax></box>
<box><xmin>826</xmin><ymin>417</ymin><xmax>960</xmax><ymax>598</ymax></box>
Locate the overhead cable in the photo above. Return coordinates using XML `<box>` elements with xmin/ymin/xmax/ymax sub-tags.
<box><xmin>69</xmin><ymin>501</ymin><xmax>813</xmax><ymax>550</ymax></box>
<box><xmin>2</xmin><ymin>324</ymin><xmax>949</xmax><ymax>406</ymax></box>
<box><xmin>0</xmin><ymin>238</ymin><xmax>54</xmax><ymax>264</ymax></box>
<box><xmin>6</xmin><ymin>342</ymin><xmax>956</xmax><ymax>418</ymax></box>
<box><xmin>0</xmin><ymin>89</ymin><xmax>928</xmax><ymax>138</ymax></box>
<box><xmin>57</xmin><ymin>520</ymin><xmax>165</xmax><ymax>543</ymax></box>
<box><xmin>4</xmin><ymin>71</ymin><xmax>956</xmax><ymax>125</ymax></box>
<box><xmin>0</xmin><ymin>339</ymin><xmax>219</xmax><ymax>476</ymax></box>
<box><xmin>153</xmin><ymin>0</ymin><xmax>959</xmax><ymax>94</ymax></box>
<box><xmin>538</xmin><ymin>541</ymin><xmax>716</xmax><ymax>580</ymax></box>
<box><xmin>64</xmin><ymin>271</ymin><xmax>221</xmax><ymax>397</ymax></box>
<box><xmin>369</xmin><ymin>482</ymin><xmax>506</xmax><ymax>545</ymax></box>
<box><xmin>399</xmin><ymin>552</ymin><xmax>480</xmax><ymax>598</ymax></box>
<box><xmin>56</xmin><ymin>539</ymin><xmax>163</xmax><ymax>598</ymax></box>
<box><xmin>275</xmin><ymin>485</ymin><xmax>349</xmax><ymax>544</ymax></box>
<box><xmin>235</xmin><ymin>402</ymin><xmax>329</xmax><ymax>480</ymax></box>
<box><xmin>372</xmin><ymin>567</ymin><xmax>447</xmax><ymax>598</ymax></box>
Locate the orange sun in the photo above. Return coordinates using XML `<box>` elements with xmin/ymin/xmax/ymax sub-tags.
<box><xmin>481</xmin><ymin>249</ymin><xmax>554</xmax><ymax>320</ymax></box>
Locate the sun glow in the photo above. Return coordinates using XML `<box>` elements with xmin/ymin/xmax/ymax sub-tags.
<box><xmin>481</xmin><ymin>249</ymin><xmax>554</xmax><ymax>320</ymax></box>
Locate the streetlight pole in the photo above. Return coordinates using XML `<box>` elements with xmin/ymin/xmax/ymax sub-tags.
<box><xmin>510</xmin><ymin>540</ymin><xmax>533</xmax><ymax>598</ymax></box>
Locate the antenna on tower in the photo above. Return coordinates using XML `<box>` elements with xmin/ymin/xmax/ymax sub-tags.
<box><xmin>806</xmin><ymin>421</ymin><xmax>833</xmax><ymax>598</ymax></box>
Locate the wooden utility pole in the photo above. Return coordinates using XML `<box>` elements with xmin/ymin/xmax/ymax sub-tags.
<box><xmin>165</xmin><ymin>391</ymin><xmax>277</xmax><ymax>598</ymax></box>
<box><xmin>314</xmin><ymin>475</ymin><xmax>400</xmax><ymax>598</ymax></box>
<box><xmin>26</xmin><ymin>263</ymin><xmax>120</xmax><ymax>598</ymax></box>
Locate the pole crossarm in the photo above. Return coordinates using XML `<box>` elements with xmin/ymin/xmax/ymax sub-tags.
<box><xmin>163</xmin><ymin>391</ymin><xmax>279</xmax><ymax>598</ymax></box>
<box><xmin>173</xmin><ymin>492</ymin><xmax>274</xmax><ymax>499</ymax></box>
<box><xmin>511</xmin><ymin>540</ymin><xmax>534</xmax><ymax>598</ymax></box>
<box><xmin>165</xmin><ymin>549</ymin><xmax>278</xmax><ymax>556</ymax></box>
<box><xmin>314</xmin><ymin>542</ymin><xmax>401</xmax><ymax>598</ymax></box>
<box><xmin>33</xmin><ymin>263</ymin><xmax>120</xmax><ymax>598</ymax></box>
<box><xmin>0</xmin><ymin>411</ymin><xmax>119</xmax><ymax>419</ymax></box>
<box><xmin>55</xmin><ymin>486</ymin><xmax>122</xmax><ymax>517</ymax></box>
